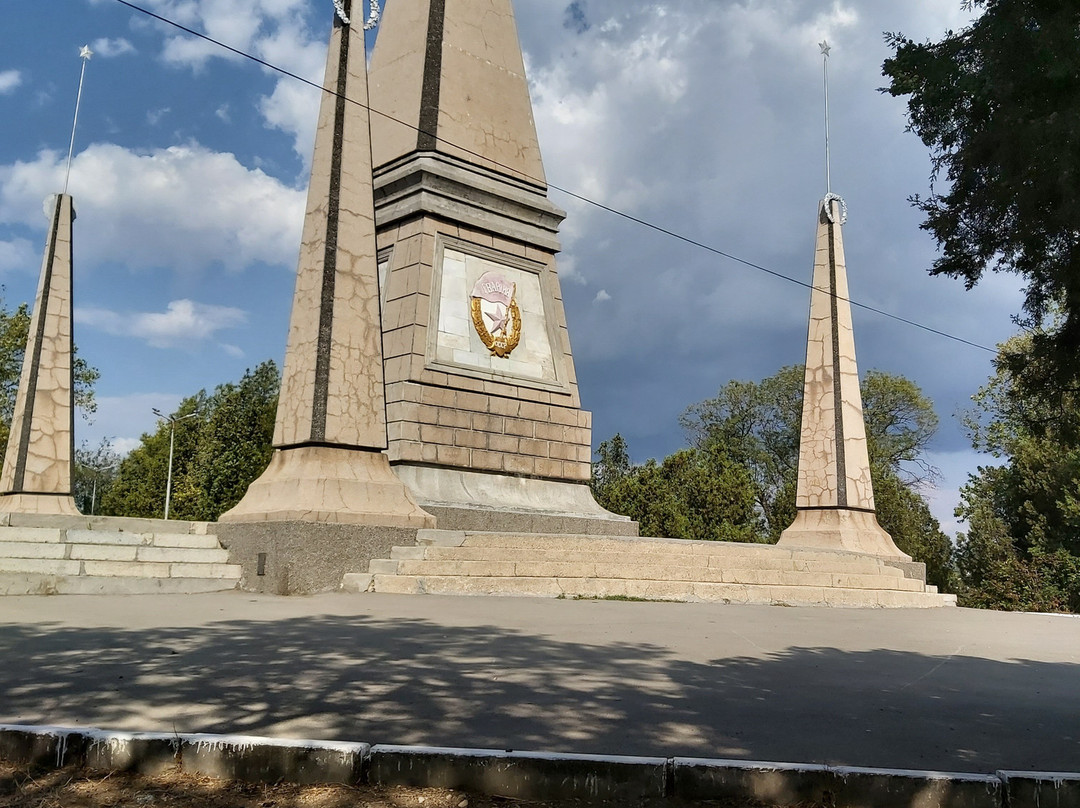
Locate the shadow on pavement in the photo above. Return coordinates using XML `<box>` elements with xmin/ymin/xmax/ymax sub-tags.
<box><xmin>1</xmin><ymin>613</ymin><xmax>1077</xmax><ymax>774</ymax></box>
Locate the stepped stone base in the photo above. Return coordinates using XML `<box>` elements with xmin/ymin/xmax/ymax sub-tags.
<box><xmin>778</xmin><ymin>509</ymin><xmax>910</xmax><ymax>560</ymax></box>
<box><xmin>392</xmin><ymin>465</ymin><xmax>637</xmax><ymax>536</ymax></box>
<box><xmin>345</xmin><ymin>531</ymin><xmax>954</xmax><ymax>609</ymax></box>
<box><xmin>219</xmin><ymin>447</ymin><xmax>435</xmax><ymax>528</ymax></box>
<box><xmin>0</xmin><ymin>493</ymin><xmax>79</xmax><ymax>516</ymax></box>
<box><xmin>0</xmin><ymin>515</ymin><xmax>241</xmax><ymax>596</ymax></box>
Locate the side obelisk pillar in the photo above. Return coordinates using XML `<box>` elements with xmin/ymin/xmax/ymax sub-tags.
<box><xmin>0</xmin><ymin>194</ymin><xmax>80</xmax><ymax>515</ymax></box>
<box><xmin>777</xmin><ymin>197</ymin><xmax>907</xmax><ymax>558</ymax></box>
<box><xmin>220</xmin><ymin>2</ymin><xmax>432</xmax><ymax>528</ymax></box>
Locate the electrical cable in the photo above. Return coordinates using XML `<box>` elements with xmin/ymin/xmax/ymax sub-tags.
<box><xmin>111</xmin><ymin>0</ymin><xmax>996</xmax><ymax>355</ymax></box>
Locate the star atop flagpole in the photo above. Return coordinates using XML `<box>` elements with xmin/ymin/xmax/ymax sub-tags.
<box><xmin>64</xmin><ymin>45</ymin><xmax>94</xmax><ymax>194</ymax></box>
<box><xmin>819</xmin><ymin>40</ymin><xmax>831</xmax><ymax>58</ymax></box>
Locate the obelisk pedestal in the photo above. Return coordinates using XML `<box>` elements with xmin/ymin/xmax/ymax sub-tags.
<box><xmin>367</xmin><ymin>0</ymin><xmax>635</xmax><ymax>535</ymax></box>
<box><xmin>219</xmin><ymin>4</ymin><xmax>432</xmax><ymax>530</ymax></box>
<box><xmin>778</xmin><ymin>198</ymin><xmax>907</xmax><ymax>559</ymax></box>
<box><xmin>0</xmin><ymin>194</ymin><xmax>79</xmax><ymax>516</ymax></box>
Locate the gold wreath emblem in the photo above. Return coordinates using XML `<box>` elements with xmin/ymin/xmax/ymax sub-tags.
<box><xmin>471</xmin><ymin>292</ymin><xmax>522</xmax><ymax>358</ymax></box>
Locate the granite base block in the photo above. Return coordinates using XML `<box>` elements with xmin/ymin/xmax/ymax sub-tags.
<box><xmin>211</xmin><ymin>521</ymin><xmax>418</xmax><ymax>594</ymax></box>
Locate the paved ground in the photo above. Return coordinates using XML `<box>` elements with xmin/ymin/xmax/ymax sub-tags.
<box><xmin>1</xmin><ymin>592</ymin><xmax>1078</xmax><ymax>775</ymax></box>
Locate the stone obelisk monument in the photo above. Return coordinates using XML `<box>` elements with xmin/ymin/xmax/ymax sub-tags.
<box><xmin>0</xmin><ymin>46</ymin><xmax>96</xmax><ymax>516</ymax></box>
<box><xmin>0</xmin><ymin>193</ymin><xmax>80</xmax><ymax>516</ymax></box>
<box><xmin>778</xmin><ymin>42</ymin><xmax>906</xmax><ymax>559</ymax></box>
<box><xmin>367</xmin><ymin>0</ymin><xmax>634</xmax><ymax>534</ymax></box>
<box><xmin>220</xmin><ymin>0</ymin><xmax>432</xmax><ymax>528</ymax></box>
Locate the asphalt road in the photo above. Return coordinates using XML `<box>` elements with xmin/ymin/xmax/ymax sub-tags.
<box><xmin>1</xmin><ymin>592</ymin><xmax>1078</xmax><ymax>774</ymax></box>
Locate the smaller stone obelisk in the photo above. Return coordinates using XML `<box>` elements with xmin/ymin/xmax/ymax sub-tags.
<box><xmin>0</xmin><ymin>194</ymin><xmax>80</xmax><ymax>515</ymax></box>
<box><xmin>220</xmin><ymin>0</ymin><xmax>433</xmax><ymax>527</ymax></box>
<box><xmin>778</xmin><ymin>42</ymin><xmax>906</xmax><ymax>559</ymax></box>
<box><xmin>0</xmin><ymin>45</ymin><xmax>95</xmax><ymax>516</ymax></box>
<box><xmin>776</xmin><ymin>197</ymin><xmax>905</xmax><ymax>558</ymax></box>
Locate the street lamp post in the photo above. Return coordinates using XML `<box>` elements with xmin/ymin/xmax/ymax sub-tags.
<box><xmin>80</xmin><ymin>458</ymin><xmax>117</xmax><ymax>515</ymax></box>
<box><xmin>152</xmin><ymin>408</ymin><xmax>199</xmax><ymax>521</ymax></box>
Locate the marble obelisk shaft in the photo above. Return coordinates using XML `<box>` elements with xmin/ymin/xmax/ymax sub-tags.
<box><xmin>778</xmin><ymin>198</ymin><xmax>906</xmax><ymax>558</ymax></box>
<box><xmin>0</xmin><ymin>194</ymin><xmax>79</xmax><ymax>515</ymax></box>
<box><xmin>369</xmin><ymin>0</ymin><xmax>547</xmax><ymax>185</ymax></box>
<box><xmin>220</xmin><ymin>4</ymin><xmax>432</xmax><ymax>527</ymax></box>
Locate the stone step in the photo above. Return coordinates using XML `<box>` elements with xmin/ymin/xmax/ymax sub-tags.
<box><xmin>0</xmin><ymin>542</ymin><xmax>68</xmax><ymax>559</ymax></box>
<box><xmin>0</xmin><ymin>528</ymin><xmax>64</xmax><ymax>544</ymax></box>
<box><xmin>135</xmin><ymin>546</ymin><xmax>231</xmax><ymax>564</ymax></box>
<box><xmin>379</xmin><ymin>559</ymin><xmax>922</xmax><ymax>591</ymax></box>
<box><xmin>370</xmin><ymin>574</ymin><xmax>951</xmax><ymax>608</ymax></box>
<box><xmin>0</xmin><ymin>558</ymin><xmax>82</xmax><ymax>576</ymax></box>
<box><xmin>0</xmin><ymin>513</ymin><xmax>209</xmax><ymax>534</ymax></box>
<box><xmin>342</xmin><ymin>573</ymin><xmax>373</xmax><ymax>593</ymax></box>
<box><xmin>60</xmin><ymin>530</ymin><xmax>222</xmax><ymax>549</ymax></box>
<box><xmin>411</xmin><ymin>545</ymin><xmax>902</xmax><ymax>576</ymax></box>
<box><xmin>0</xmin><ymin>573</ymin><xmax>238</xmax><ymax>596</ymax></box>
<box><xmin>451</xmin><ymin>532</ymin><xmax>911</xmax><ymax>568</ymax></box>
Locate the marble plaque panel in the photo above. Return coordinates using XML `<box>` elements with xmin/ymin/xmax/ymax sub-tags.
<box><xmin>433</xmin><ymin>245</ymin><xmax>558</xmax><ymax>384</ymax></box>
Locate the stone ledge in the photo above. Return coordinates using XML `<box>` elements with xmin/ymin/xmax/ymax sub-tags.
<box><xmin>1</xmin><ymin>725</ymin><xmax>1064</xmax><ymax>807</ymax></box>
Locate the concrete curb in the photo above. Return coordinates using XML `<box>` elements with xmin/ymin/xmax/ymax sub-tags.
<box><xmin>1</xmin><ymin>724</ymin><xmax>1078</xmax><ymax>807</ymax></box>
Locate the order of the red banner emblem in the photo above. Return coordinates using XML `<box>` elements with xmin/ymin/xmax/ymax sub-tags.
<box><xmin>470</xmin><ymin>271</ymin><xmax>522</xmax><ymax>358</ymax></box>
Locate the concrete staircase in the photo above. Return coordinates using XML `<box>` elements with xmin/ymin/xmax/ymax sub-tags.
<box><xmin>344</xmin><ymin>530</ymin><xmax>957</xmax><ymax>608</ymax></box>
<box><xmin>0</xmin><ymin>514</ymin><xmax>241</xmax><ymax>595</ymax></box>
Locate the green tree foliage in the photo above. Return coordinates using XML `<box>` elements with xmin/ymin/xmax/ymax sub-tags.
<box><xmin>0</xmin><ymin>296</ymin><xmax>99</xmax><ymax>459</ymax></box>
<box><xmin>597</xmin><ymin>367</ymin><xmax>955</xmax><ymax>589</ymax></box>
<box><xmin>955</xmin><ymin>334</ymin><xmax>1080</xmax><ymax>611</ymax></box>
<box><xmin>883</xmin><ymin>1</ymin><xmax>1080</xmax><ymax>385</ymax></box>
<box><xmin>101</xmin><ymin>361</ymin><xmax>279</xmax><ymax>521</ymax></box>
<box><xmin>73</xmin><ymin>438</ymin><xmax>122</xmax><ymax>515</ymax></box>
<box><xmin>593</xmin><ymin>436</ymin><xmax>761</xmax><ymax>543</ymax></box>
<box><xmin>680</xmin><ymin>365</ymin><xmax>803</xmax><ymax>538</ymax></box>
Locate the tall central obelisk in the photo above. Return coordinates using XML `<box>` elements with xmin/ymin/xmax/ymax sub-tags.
<box><xmin>220</xmin><ymin>0</ymin><xmax>433</xmax><ymax>527</ymax></box>
<box><xmin>365</xmin><ymin>0</ymin><xmax>635</xmax><ymax>535</ymax></box>
<box><xmin>778</xmin><ymin>42</ymin><xmax>906</xmax><ymax>558</ymax></box>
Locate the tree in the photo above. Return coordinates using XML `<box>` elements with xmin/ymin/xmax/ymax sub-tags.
<box><xmin>883</xmin><ymin>1</ymin><xmax>1080</xmax><ymax>385</ymax></box>
<box><xmin>73</xmin><ymin>438</ymin><xmax>122</xmax><ymax>515</ymax></box>
<box><xmin>596</xmin><ymin>367</ymin><xmax>955</xmax><ymax>587</ymax></box>
<box><xmin>680</xmin><ymin>366</ymin><xmax>803</xmax><ymax>538</ymax></box>
<box><xmin>955</xmin><ymin>333</ymin><xmax>1080</xmax><ymax>610</ymax></box>
<box><xmin>681</xmin><ymin>367</ymin><xmax>943</xmax><ymax>539</ymax></box>
<box><xmin>101</xmin><ymin>361</ymin><xmax>279</xmax><ymax>520</ymax></box>
<box><xmin>593</xmin><ymin>441</ymin><xmax>762</xmax><ymax>543</ymax></box>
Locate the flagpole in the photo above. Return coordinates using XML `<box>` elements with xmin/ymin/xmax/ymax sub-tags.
<box><xmin>820</xmin><ymin>40</ymin><xmax>831</xmax><ymax>195</ymax></box>
<box><xmin>64</xmin><ymin>46</ymin><xmax>93</xmax><ymax>195</ymax></box>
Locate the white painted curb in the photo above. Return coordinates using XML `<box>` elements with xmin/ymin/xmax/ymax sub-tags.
<box><xmin>1</xmin><ymin>724</ymin><xmax>1077</xmax><ymax>807</ymax></box>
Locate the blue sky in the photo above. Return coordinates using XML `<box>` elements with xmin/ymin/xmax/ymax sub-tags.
<box><xmin>1</xmin><ymin>0</ymin><xmax>1023</xmax><ymax>535</ymax></box>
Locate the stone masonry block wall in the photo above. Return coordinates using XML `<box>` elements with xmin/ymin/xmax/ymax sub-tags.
<box><xmin>379</xmin><ymin>215</ymin><xmax>591</xmax><ymax>483</ymax></box>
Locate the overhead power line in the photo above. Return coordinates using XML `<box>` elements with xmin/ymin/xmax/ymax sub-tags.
<box><xmin>111</xmin><ymin>0</ymin><xmax>995</xmax><ymax>355</ymax></box>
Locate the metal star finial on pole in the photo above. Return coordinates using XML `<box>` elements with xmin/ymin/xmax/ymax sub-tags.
<box><xmin>63</xmin><ymin>45</ymin><xmax>93</xmax><ymax>195</ymax></box>
<box><xmin>820</xmin><ymin>39</ymin><xmax>832</xmax><ymax>196</ymax></box>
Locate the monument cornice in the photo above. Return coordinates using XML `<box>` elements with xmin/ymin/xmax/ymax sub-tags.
<box><xmin>373</xmin><ymin>152</ymin><xmax>566</xmax><ymax>253</ymax></box>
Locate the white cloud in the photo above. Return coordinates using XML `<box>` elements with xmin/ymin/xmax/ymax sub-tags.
<box><xmin>215</xmin><ymin>103</ymin><xmax>231</xmax><ymax>122</ymax></box>
<box><xmin>0</xmin><ymin>70</ymin><xmax>22</xmax><ymax>95</ymax></box>
<box><xmin>0</xmin><ymin>238</ymin><xmax>36</xmax><ymax>273</ymax></box>
<box><xmin>76</xmin><ymin>299</ymin><xmax>248</xmax><ymax>348</ymax></box>
<box><xmin>0</xmin><ymin>143</ymin><xmax>305</xmax><ymax>273</ymax></box>
<box><xmin>593</xmin><ymin>289</ymin><xmax>611</xmax><ymax>303</ymax></box>
<box><xmin>146</xmin><ymin>107</ymin><xmax>171</xmax><ymax>125</ymax></box>
<box><xmin>136</xmin><ymin>0</ymin><xmax>324</xmax><ymax>163</ymax></box>
<box><xmin>90</xmin><ymin>37</ymin><xmax>137</xmax><ymax>58</ymax></box>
